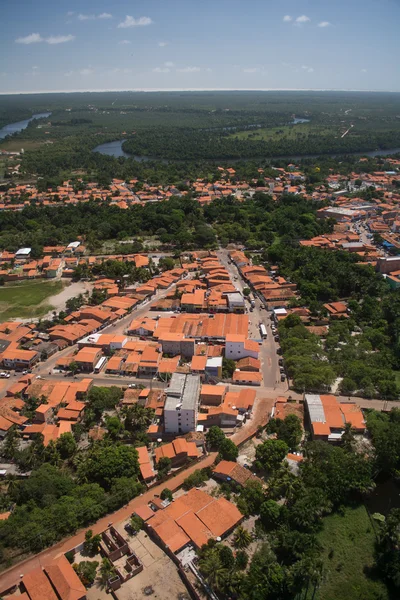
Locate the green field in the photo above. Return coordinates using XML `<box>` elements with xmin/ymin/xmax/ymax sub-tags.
<box><xmin>0</xmin><ymin>280</ymin><xmax>64</xmax><ymax>321</ymax></box>
<box><xmin>308</xmin><ymin>505</ymin><xmax>389</xmax><ymax>600</ymax></box>
<box><xmin>230</xmin><ymin>123</ymin><xmax>335</xmax><ymax>142</ymax></box>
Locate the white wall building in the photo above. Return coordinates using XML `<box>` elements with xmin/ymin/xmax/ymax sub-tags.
<box><xmin>225</xmin><ymin>334</ymin><xmax>260</xmax><ymax>361</ymax></box>
<box><xmin>164</xmin><ymin>373</ymin><xmax>201</xmax><ymax>434</ymax></box>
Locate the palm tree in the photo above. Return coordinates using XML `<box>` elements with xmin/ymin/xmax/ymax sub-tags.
<box><xmin>5</xmin><ymin>474</ymin><xmax>18</xmax><ymax>498</ymax></box>
<box><xmin>233</xmin><ymin>526</ymin><xmax>252</xmax><ymax>549</ymax></box>
<box><xmin>98</xmin><ymin>558</ymin><xmax>116</xmax><ymax>588</ymax></box>
<box><xmin>199</xmin><ymin>554</ymin><xmax>229</xmax><ymax>592</ymax></box>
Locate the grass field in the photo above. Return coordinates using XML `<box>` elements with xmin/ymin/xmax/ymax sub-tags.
<box><xmin>0</xmin><ymin>280</ymin><xmax>64</xmax><ymax>321</ymax></box>
<box><xmin>230</xmin><ymin>123</ymin><xmax>334</xmax><ymax>141</ymax></box>
<box><xmin>308</xmin><ymin>505</ymin><xmax>389</xmax><ymax>600</ymax></box>
<box><xmin>0</xmin><ymin>139</ymin><xmax>45</xmax><ymax>152</ymax></box>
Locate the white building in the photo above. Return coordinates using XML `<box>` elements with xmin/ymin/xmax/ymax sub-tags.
<box><xmin>225</xmin><ymin>334</ymin><xmax>260</xmax><ymax>361</ymax></box>
<box><xmin>164</xmin><ymin>373</ymin><xmax>201</xmax><ymax>434</ymax></box>
<box><xmin>225</xmin><ymin>292</ymin><xmax>245</xmax><ymax>313</ymax></box>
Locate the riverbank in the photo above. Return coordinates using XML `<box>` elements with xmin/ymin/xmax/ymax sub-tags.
<box><xmin>93</xmin><ymin>139</ymin><xmax>400</xmax><ymax>164</ymax></box>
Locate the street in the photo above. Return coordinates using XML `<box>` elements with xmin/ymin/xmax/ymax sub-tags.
<box><xmin>217</xmin><ymin>249</ymin><xmax>284</xmax><ymax>391</ymax></box>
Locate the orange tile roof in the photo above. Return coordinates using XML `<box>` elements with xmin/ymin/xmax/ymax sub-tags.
<box><xmin>21</xmin><ymin>567</ymin><xmax>58</xmax><ymax>600</ymax></box>
<box><xmin>197</xmin><ymin>496</ymin><xmax>242</xmax><ymax>537</ymax></box>
<box><xmin>44</xmin><ymin>555</ymin><xmax>86</xmax><ymax>600</ymax></box>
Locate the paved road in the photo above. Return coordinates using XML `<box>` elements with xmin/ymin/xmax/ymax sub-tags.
<box><xmin>217</xmin><ymin>249</ymin><xmax>283</xmax><ymax>391</ymax></box>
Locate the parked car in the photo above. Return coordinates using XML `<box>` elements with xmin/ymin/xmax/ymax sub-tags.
<box><xmin>281</xmin><ymin>374</ymin><xmax>286</xmax><ymax>382</ymax></box>
<box><xmin>0</xmin><ymin>372</ymin><xmax>9</xmax><ymax>378</ymax></box>
<box><xmin>128</xmin><ymin>383</ymin><xmax>137</xmax><ymax>389</ymax></box>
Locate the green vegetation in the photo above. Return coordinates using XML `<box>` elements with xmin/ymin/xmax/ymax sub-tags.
<box><xmin>309</xmin><ymin>505</ymin><xmax>388</xmax><ymax>600</ymax></box>
<box><xmin>0</xmin><ymin>279</ymin><xmax>63</xmax><ymax>320</ymax></box>
<box><xmin>183</xmin><ymin>467</ymin><xmax>212</xmax><ymax>490</ymax></box>
<box><xmin>1</xmin><ymin>91</ymin><xmax>400</xmax><ymax>182</ymax></box>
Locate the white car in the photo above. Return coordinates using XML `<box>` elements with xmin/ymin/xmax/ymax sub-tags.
<box><xmin>128</xmin><ymin>383</ymin><xmax>137</xmax><ymax>389</ymax></box>
<box><xmin>0</xmin><ymin>372</ymin><xmax>9</xmax><ymax>378</ymax></box>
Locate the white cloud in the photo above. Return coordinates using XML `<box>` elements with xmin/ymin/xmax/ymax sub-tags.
<box><xmin>16</xmin><ymin>32</ymin><xmax>74</xmax><ymax>45</ymax></box>
<box><xmin>296</xmin><ymin>15</ymin><xmax>311</xmax><ymax>23</ymax></box>
<box><xmin>153</xmin><ymin>67</ymin><xmax>170</xmax><ymax>73</ymax></box>
<box><xmin>32</xmin><ymin>65</ymin><xmax>39</xmax><ymax>70</ymax></box>
<box><xmin>16</xmin><ymin>33</ymin><xmax>43</xmax><ymax>44</ymax></box>
<box><xmin>158</xmin><ymin>41</ymin><xmax>168</xmax><ymax>47</ymax></box>
<box><xmin>361</xmin><ymin>68</ymin><xmax>367</xmax><ymax>73</ymax></box>
<box><xmin>206</xmin><ymin>67</ymin><xmax>212</xmax><ymax>72</ymax></box>
<box><xmin>318</xmin><ymin>21</ymin><xmax>331</xmax><ymax>27</ymax></box>
<box><xmin>64</xmin><ymin>70</ymin><xmax>74</xmax><ymax>77</ymax></box>
<box><xmin>164</xmin><ymin>61</ymin><xmax>175</xmax><ymax>67</ymax></box>
<box><xmin>47</xmin><ymin>34</ymin><xmax>75</xmax><ymax>44</ymax></box>
<box><xmin>283</xmin><ymin>15</ymin><xmax>292</xmax><ymax>22</ymax></box>
<box><xmin>67</xmin><ymin>11</ymin><xmax>74</xmax><ymax>17</ymax></box>
<box><xmin>78</xmin><ymin>13</ymin><xmax>112</xmax><ymax>21</ymax></box>
<box><xmin>177</xmin><ymin>66</ymin><xmax>201</xmax><ymax>73</ymax></box>
<box><xmin>118</xmin><ymin>16</ymin><xmax>153</xmax><ymax>28</ymax></box>
<box><xmin>119</xmin><ymin>39</ymin><xmax>131</xmax><ymax>45</ymax></box>
<box><xmin>243</xmin><ymin>67</ymin><xmax>260</xmax><ymax>73</ymax></box>
<box><xmin>79</xmin><ymin>68</ymin><xmax>94</xmax><ymax>75</ymax></box>
<box><xmin>301</xmin><ymin>65</ymin><xmax>314</xmax><ymax>73</ymax></box>
<box><xmin>78</xmin><ymin>14</ymin><xmax>95</xmax><ymax>20</ymax></box>
<box><xmin>111</xmin><ymin>67</ymin><xmax>132</xmax><ymax>74</ymax></box>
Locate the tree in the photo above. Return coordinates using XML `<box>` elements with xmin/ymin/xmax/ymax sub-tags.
<box><xmin>376</xmin><ymin>508</ymin><xmax>400</xmax><ymax>589</ymax></box>
<box><xmin>260</xmin><ymin>499</ymin><xmax>281</xmax><ymax>529</ymax></box>
<box><xmin>2</xmin><ymin>426</ymin><xmax>20</xmax><ymax>460</ymax></box>
<box><xmin>156</xmin><ymin>456</ymin><xmax>171</xmax><ymax>479</ymax></box>
<box><xmin>69</xmin><ymin>361</ymin><xmax>79</xmax><ymax>375</ymax></box>
<box><xmin>105</xmin><ymin>416</ymin><xmax>123</xmax><ymax>440</ymax></box>
<box><xmin>243</xmin><ymin>287</ymin><xmax>251</xmax><ymax>297</ymax></box>
<box><xmin>205</xmin><ymin>426</ymin><xmax>226</xmax><ymax>450</ymax></box>
<box><xmin>130</xmin><ymin>514</ymin><xmax>144</xmax><ymax>533</ymax></box>
<box><xmin>83</xmin><ymin>529</ymin><xmax>101</xmax><ymax>556</ymax></box>
<box><xmin>222</xmin><ymin>357</ymin><xmax>236</xmax><ymax>379</ymax></box>
<box><xmin>266</xmin><ymin>415</ymin><xmax>302</xmax><ymax>450</ymax></box>
<box><xmin>235</xmin><ymin>550</ymin><xmax>249</xmax><ymax>570</ymax></box>
<box><xmin>218</xmin><ymin>438</ymin><xmax>239</xmax><ymax>462</ymax></box>
<box><xmin>98</xmin><ymin>557</ymin><xmax>116</xmax><ymax>587</ymax></box>
<box><xmin>77</xmin><ymin>442</ymin><xmax>139</xmax><ymax>490</ymax></box>
<box><xmin>183</xmin><ymin>468</ymin><xmax>211</xmax><ymax>490</ymax></box>
<box><xmin>255</xmin><ymin>439</ymin><xmax>289</xmax><ymax>473</ymax></box>
<box><xmin>158</xmin><ymin>257</ymin><xmax>175</xmax><ymax>271</ymax></box>
<box><xmin>160</xmin><ymin>488</ymin><xmax>173</xmax><ymax>501</ymax></box>
<box><xmin>233</xmin><ymin>526</ymin><xmax>252</xmax><ymax>549</ymax></box>
<box><xmin>237</xmin><ymin>480</ymin><xmax>265</xmax><ymax>516</ymax></box>
<box><xmin>74</xmin><ymin>560</ymin><xmax>99</xmax><ymax>586</ymax></box>
<box><xmin>56</xmin><ymin>432</ymin><xmax>77</xmax><ymax>459</ymax></box>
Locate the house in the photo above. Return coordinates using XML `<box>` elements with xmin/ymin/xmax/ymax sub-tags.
<box><xmin>154</xmin><ymin>438</ymin><xmax>198</xmax><ymax>468</ymax></box>
<box><xmin>232</xmin><ymin>370</ymin><xmax>262</xmax><ymax>386</ymax></box>
<box><xmin>1</xmin><ymin>348</ymin><xmax>39</xmax><ymax>370</ymax></box>
<box><xmin>213</xmin><ymin>460</ymin><xmax>262</xmax><ymax>487</ymax></box>
<box><xmin>137</xmin><ymin>446</ymin><xmax>156</xmax><ymax>482</ymax></box>
<box><xmin>200</xmin><ymin>384</ymin><xmax>226</xmax><ymax>406</ymax></box>
<box><xmin>74</xmin><ymin>347</ymin><xmax>102</xmax><ymax>372</ymax></box>
<box><xmin>323</xmin><ymin>302</ymin><xmax>348</xmax><ymax>319</ymax></box>
<box><xmin>304</xmin><ymin>394</ymin><xmax>366</xmax><ymax>442</ymax></box>
<box><xmin>164</xmin><ymin>373</ymin><xmax>201</xmax><ymax>434</ymax></box>
<box><xmin>225</xmin><ymin>334</ymin><xmax>260</xmax><ymax>361</ymax></box>
<box><xmin>16</xmin><ymin>554</ymin><xmax>86</xmax><ymax>600</ymax></box>
<box><xmin>147</xmin><ymin>487</ymin><xmax>243</xmax><ymax>553</ymax></box>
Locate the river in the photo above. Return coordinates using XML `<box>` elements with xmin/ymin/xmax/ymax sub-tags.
<box><xmin>93</xmin><ymin>139</ymin><xmax>400</xmax><ymax>164</ymax></box>
<box><xmin>0</xmin><ymin>112</ymin><xmax>52</xmax><ymax>140</ymax></box>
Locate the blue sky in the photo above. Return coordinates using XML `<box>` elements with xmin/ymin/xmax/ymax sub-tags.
<box><xmin>1</xmin><ymin>0</ymin><xmax>399</xmax><ymax>94</ymax></box>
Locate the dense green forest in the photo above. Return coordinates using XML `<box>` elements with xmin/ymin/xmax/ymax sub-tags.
<box><xmin>1</xmin><ymin>91</ymin><xmax>400</xmax><ymax>177</ymax></box>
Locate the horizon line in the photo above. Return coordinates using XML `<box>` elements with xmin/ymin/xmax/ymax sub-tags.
<box><xmin>0</xmin><ymin>87</ymin><xmax>400</xmax><ymax>96</ymax></box>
